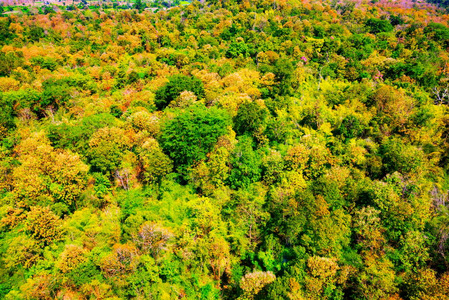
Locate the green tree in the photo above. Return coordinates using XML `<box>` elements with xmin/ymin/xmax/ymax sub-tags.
<box><xmin>47</xmin><ymin>113</ymin><xmax>117</xmax><ymax>154</ymax></box>
<box><xmin>0</xmin><ymin>52</ymin><xmax>23</xmax><ymax>77</ymax></box>
<box><xmin>155</xmin><ymin>75</ymin><xmax>205</xmax><ymax>110</ymax></box>
<box><xmin>425</xmin><ymin>23</ymin><xmax>449</xmax><ymax>44</ymax></box>
<box><xmin>0</xmin><ymin>92</ymin><xmax>15</xmax><ymax>133</ymax></box>
<box><xmin>138</xmin><ymin>138</ymin><xmax>173</xmax><ymax>184</ymax></box>
<box><xmin>233</xmin><ymin>101</ymin><xmax>268</xmax><ymax>137</ymax></box>
<box><xmin>228</xmin><ymin>136</ymin><xmax>262</xmax><ymax>189</ymax></box>
<box><xmin>134</xmin><ymin>0</ymin><xmax>146</xmax><ymax>11</ymax></box>
<box><xmin>87</xmin><ymin>127</ymin><xmax>132</xmax><ymax>175</ymax></box>
<box><xmin>226</xmin><ymin>39</ymin><xmax>250</xmax><ymax>58</ymax></box>
<box><xmin>365</xmin><ymin>18</ymin><xmax>394</xmax><ymax>34</ymax></box>
<box><xmin>159</xmin><ymin>105</ymin><xmax>231</xmax><ymax>174</ymax></box>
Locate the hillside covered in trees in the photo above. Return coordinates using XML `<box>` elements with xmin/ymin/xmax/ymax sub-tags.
<box><xmin>1</xmin><ymin>0</ymin><xmax>449</xmax><ymax>298</ymax></box>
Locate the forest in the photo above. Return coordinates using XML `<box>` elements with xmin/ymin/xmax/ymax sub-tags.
<box><xmin>0</xmin><ymin>0</ymin><xmax>449</xmax><ymax>298</ymax></box>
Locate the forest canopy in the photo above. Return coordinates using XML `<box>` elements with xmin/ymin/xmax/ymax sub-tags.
<box><xmin>0</xmin><ymin>0</ymin><xmax>449</xmax><ymax>299</ymax></box>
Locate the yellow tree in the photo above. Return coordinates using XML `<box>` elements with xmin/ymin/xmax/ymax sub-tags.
<box><xmin>13</xmin><ymin>132</ymin><xmax>89</xmax><ymax>210</ymax></box>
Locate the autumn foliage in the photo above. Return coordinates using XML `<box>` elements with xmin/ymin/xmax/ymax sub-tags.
<box><xmin>0</xmin><ymin>0</ymin><xmax>449</xmax><ymax>299</ymax></box>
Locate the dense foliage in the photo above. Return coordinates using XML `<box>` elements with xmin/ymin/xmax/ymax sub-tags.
<box><xmin>1</xmin><ymin>0</ymin><xmax>449</xmax><ymax>299</ymax></box>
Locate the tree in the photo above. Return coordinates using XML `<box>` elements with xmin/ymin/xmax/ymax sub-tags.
<box><xmin>100</xmin><ymin>244</ymin><xmax>140</xmax><ymax>277</ymax></box>
<box><xmin>274</xmin><ymin>58</ymin><xmax>296</xmax><ymax>96</ymax></box>
<box><xmin>134</xmin><ymin>0</ymin><xmax>145</xmax><ymax>11</ymax></box>
<box><xmin>337</xmin><ymin>115</ymin><xmax>364</xmax><ymax>140</ymax></box>
<box><xmin>233</xmin><ymin>101</ymin><xmax>268</xmax><ymax>137</ymax></box>
<box><xmin>138</xmin><ymin>139</ymin><xmax>173</xmax><ymax>184</ymax></box>
<box><xmin>0</xmin><ymin>52</ymin><xmax>23</xmax><ymax>77</ymax></box>
<box><xmin>87</xmin><ymin>127</ymin><xmax>132</xmax><ymax>175</ymax></box>
<box><xmin>56</xmin><ymin>244</ymin><xmax>87</xmax><ymax>273</ymax></box>
<box><xmin>13</xmin><ymin>132</ymin><xmax>89</xmax><ymax>210</ymax></box>
<box><xmin>372</xmin><ymin>85</ymin><xmax>414</xmax><ymax>131</ymax></box>
<box><xmin>3</xmin><ymin>235</ymin><xmax>40</xmax><ymax>269</ymax></box>
<box><xmin>356</xmin><ymin>256</ymin><xmax>398</xmax><ymax>299</ymax></box>
<box><xmin>155</xmin><ymin>75</ymin><xmax>205</xmax><ymax>110</ymax></box>
<box><xmin>48</xmin><ymin>113</ymin><xmax>117</xmax><ymax>154</ymax></box>
<box><xmin>226</xmin><ymin>39</ymin><xmax>250</xmax><ymax>58</ymax></box>
<box><xmin>25</xmin><ymin>206</ymin><xmax>64</xmax><ymax>246</ymax></box>
<box><xmin>159</xmin><ymin>105</ymin><xmax>231</xmax><ymax>173</ymax></box>
<box><xmin>0</xmin><ymin>92</ymin><xmax>16</xmax><ymax>133</ymax></box>
<box><xmin>239</xmin><ymin>271</ymin><xmax>276</xmax><ymax>299</ymax></box>
<box><xmin>380</xmin><ymin>138</ymin><xmax>425</xmax><ymax>175</ymax></box>
<box><xmin>303</xmin><ymin>256</ymin><xmax>341</xmax><ymax>299</ymax></box>
<box><xmin>133</xmin><ymin>222</ymin><xmax>173</xmax><ymax>258</ymax></box>
<box><xmin>425</xmin><ymin>23</ymin><xmax>449</xmax><ymax>45</ymax></box>
<box><xmin>229</xmin><ymin>183</ymin><xmax>269</xmax><ymax>249</ymax></box>
<box><xmin>0</xmin><ymin>19</ymin><xmax>16</xmax><ymax>45</ymax></box>
<box><xmin>365</xmin><ymin>18</ymin><xmax>393</xmax><ymax>34</ymax></box>
<box><xmin>228</xmin><ymin>136</ymin><xmax>262</xmax><ymax>189</ymax></box>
